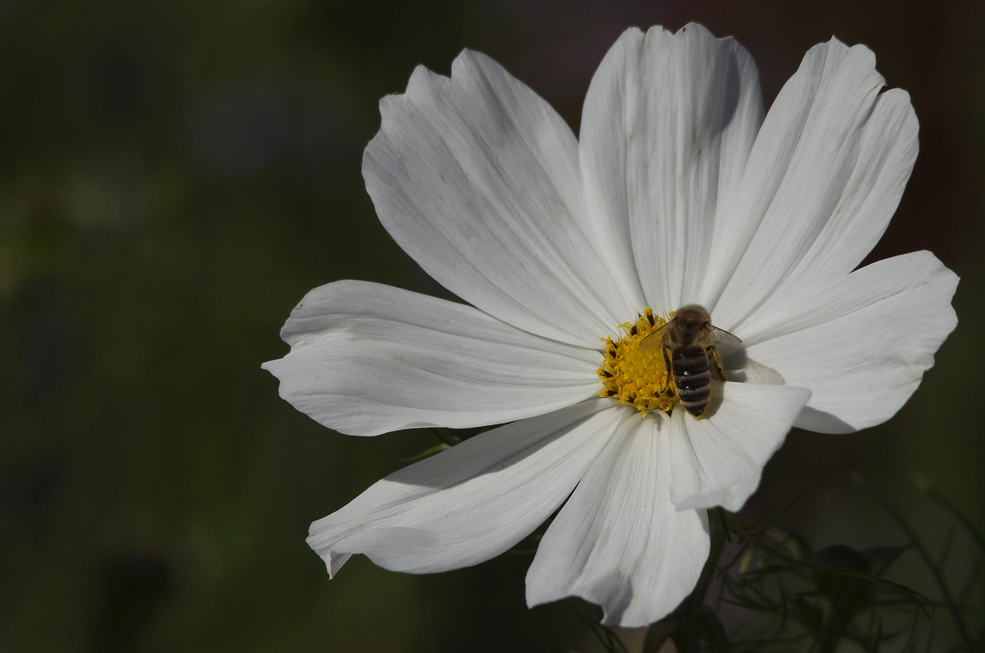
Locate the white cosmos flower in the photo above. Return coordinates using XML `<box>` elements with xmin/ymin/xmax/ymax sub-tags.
<box><xmin>263</xmin><ymin>23</ymin><xmax>958</xmax><ymax>627</ymax></box>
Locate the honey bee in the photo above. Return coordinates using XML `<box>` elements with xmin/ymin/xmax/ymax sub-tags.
<box><xmin>639</xmin><ymin>304</ymin><xmax>741</xmax><ymax>417</ymax></box>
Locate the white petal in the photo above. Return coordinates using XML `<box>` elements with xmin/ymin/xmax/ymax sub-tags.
<box><xmin>580</xmin><ymin>23</ymin><xmax>764</xmax><ymax>313</ymax></box>
<box><xmin>307</xmin><ymin>400</ymin><xmax>620</xmax><ymax>577</ymax></box>
<box><xmin>262</xmin><ymin>281</ymin><xmax>602</xmax><ymax>436</ymax></box>
<box><xmin>742</xmin><ymin>251</ymin><xmax>958</xmax><ymax>433</ymax></box>
<box><xmin>708</xmin><ymin>39</ymin><xmax>917</xmax><ymax>328</ymax></box>
<box><xmin>363</xmin><ymin>50</ymin><xmax>640</xmax><ymax>348</ymax></box>
<box><xmin>525</xmin><ymin>411</ymin><xmax>710</xmax><ymax>627</ymax></box>
<box><xmin>667</xmin><ymin>383</ymin><xmax>811</xmax><ymax>512</ymax></box>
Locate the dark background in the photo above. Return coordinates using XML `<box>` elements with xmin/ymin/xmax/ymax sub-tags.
<box><xmin>1</xmin><ymin>1</ymin><xmax>982</xmax><ymax>651</ymax></box>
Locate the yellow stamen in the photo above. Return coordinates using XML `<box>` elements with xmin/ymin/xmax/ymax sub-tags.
<box><xmin>597</xmin><ymin>308</ymin><xmax>678</xmax><ymax>417</ymax></box>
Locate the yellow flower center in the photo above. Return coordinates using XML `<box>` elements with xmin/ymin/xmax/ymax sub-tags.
<box><xmin>597</xmin><ymin>308</ymin><xmax>678</xmax><ymax>417</ymax></box>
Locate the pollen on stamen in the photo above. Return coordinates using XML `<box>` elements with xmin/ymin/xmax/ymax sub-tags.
<box><xmin>597</xmin><ymin>308</ymin><xmax>678</xmax><ymax>417</ymax></box>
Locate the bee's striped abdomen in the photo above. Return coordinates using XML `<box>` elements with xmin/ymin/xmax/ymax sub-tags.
<box><xmin>671</xmin><ymin>345</ymin><xmax>711</xmax><ymax>417</ymax></box>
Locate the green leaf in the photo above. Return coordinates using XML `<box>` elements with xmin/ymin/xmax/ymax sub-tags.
<box><xmin>398</xmin><ymin>442</ymin><xmax>451</xmax><ymax>464</ymax></box>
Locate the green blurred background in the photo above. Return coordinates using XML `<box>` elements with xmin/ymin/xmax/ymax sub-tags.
<box><xmin>1</xmin><ymin>1</ymin><xmax>983</xmax><ymax>651</ymax></box>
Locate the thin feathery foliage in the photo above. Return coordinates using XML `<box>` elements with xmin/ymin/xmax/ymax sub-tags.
<box><xmin>414</xmin><ymin>429</ymin><xmax>984</xmax><ymax>652</ymax></box>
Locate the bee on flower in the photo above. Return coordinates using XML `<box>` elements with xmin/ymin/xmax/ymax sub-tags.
<box><xmin>264</xmin><ymin>23</ymin><xmax>957</xmax><ymax>627</ymax></box>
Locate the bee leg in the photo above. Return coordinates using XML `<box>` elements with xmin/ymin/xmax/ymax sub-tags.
<box><xmin>662</xmin><ymin>347</ymin><xmax>674</xmax><ymax>388</ymax></box>
<box><xmin>706</xmin><ymin>345</ymin><xmax>728</xmax><ymax>382</ymax></box>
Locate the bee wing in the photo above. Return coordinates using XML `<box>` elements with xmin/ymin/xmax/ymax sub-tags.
<box><xmin>711</xmin><ymin>325</ymin><xmax>742</xmax><ymax>345</ymax></box>
<box><xmin>638</xmin><ymin>319</ymin><xmax>673</xmax><ymax>351</ymax></box>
